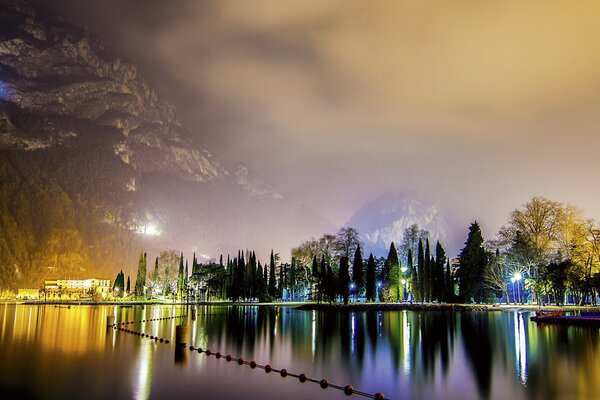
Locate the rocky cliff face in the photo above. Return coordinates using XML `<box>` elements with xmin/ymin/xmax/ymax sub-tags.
<box><xmin>345</xmin><ymin>192</ymin><xmax>454</xmax><ymax>258</ymax></box>
<box><xmin>0</xmin><ymin>0</ymin><xmax>332</xmax><ymax>288</ymax></box>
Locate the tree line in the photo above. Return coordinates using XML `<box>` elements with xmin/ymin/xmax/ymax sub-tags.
<box><xmin>118</xmin><ymin>196</ymin><xmax>600</xmax><ymax>306</ymax></box>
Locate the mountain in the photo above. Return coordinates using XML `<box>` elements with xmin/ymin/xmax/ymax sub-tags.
<box><xmin>345</xmin><ymin>192</ymin><xmax>455</xmax><ymax>258</ymax></box>
<box><xmin>0</xmin><ymin>0</ymin><xmax>333</xmax><ymax>288</ymax></box>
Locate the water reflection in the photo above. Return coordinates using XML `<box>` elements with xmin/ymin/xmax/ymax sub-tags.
<box><xmin>1</xmin><ymin>304</ymin><xmax>599</xmax><ymax>400</ymax></box>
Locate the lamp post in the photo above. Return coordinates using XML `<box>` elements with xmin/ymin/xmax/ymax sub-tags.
<box><xmin>510</xmin><ymin>277</ymin><xmax>516</xmax><ymax>304</ymax></box>
<box><xmin>376</xmin><ymin>281</ymin><xmax>382</xmax><ymax>302</ymax></box>
<box><xmin>350</xmin><ymin>283</ymin><xmax>356</xmax><ymax>303</ymax></box>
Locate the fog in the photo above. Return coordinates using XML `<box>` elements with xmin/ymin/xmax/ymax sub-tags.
<box><xmin>35</xmin><ymin>0</ymin><xmax>600</xmax><ymax>241</ymax></box>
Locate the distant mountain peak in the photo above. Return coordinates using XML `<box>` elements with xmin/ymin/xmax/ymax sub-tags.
<box><xmin>346</xmin><ymin>192</ymin><xmax>453</xmax><ymax>257</ymax></box>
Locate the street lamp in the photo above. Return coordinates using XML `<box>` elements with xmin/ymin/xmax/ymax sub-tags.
<box><xmin>513</xmin><ymin>273</ymin><xmax>523</xmax><ymax>304</ymax></box>
<box><xmin>376</xmin><ymin>281</ymin><xmax>382</xmax><ymax>302</ymax></box>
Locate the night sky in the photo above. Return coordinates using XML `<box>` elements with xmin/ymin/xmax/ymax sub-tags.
<box><xmin>34</xmin><ymin>0</ymin><xmax>600</xmax><ymax>237</ymax></box>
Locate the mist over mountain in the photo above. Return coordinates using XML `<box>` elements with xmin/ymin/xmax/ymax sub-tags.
<box><xmin>345</xmin><ymin>192</ymin><xmax>456</xmax><ymax>259</ymax></box>
<box><xmin>0</xmin><ymin>0</ymin><xmax>333</xmax><ymax>288</ymax></box>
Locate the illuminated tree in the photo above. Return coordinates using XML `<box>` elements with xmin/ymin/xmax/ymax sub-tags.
<box><xmin>134</xmin><ymin>252</ymin><xmax>146</xmax><ymax>298</ymax></box>
<box><xmin>382</xmin><ymin>242</ymin><xmax>400</xmax><ymax>302</ymax></box>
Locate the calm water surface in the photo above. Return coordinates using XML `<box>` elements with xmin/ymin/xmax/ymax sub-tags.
<box><xmin>0</xmin><ymin>304</ymin><xmax>598</xmax><ymax>400</ymax></box>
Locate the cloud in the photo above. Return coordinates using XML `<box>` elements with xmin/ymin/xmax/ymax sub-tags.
<box><xmin>33</xmin><ymin>0</ymin><xmax>600</xmax><ymax>239</ymax></box>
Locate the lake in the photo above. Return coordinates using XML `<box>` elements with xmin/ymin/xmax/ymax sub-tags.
<box><xmin>0</xmin><ymin>304</ymin><xmax>597</xmax><ymax>400</ymax></box>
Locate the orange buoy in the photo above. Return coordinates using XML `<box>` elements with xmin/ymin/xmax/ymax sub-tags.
<box><xmin>299</xmin><ymin>374</ymin><xmax>307</xmax><ymax>383</ymax></box>
<box><xmin>216</xmin><ymin>352</ymin><xmax>222</xmax><ymax>359</ymax></box>
<box><xmin>280</xmin><ymin>369</ymin><xmax>288</xmax><ymax>378</ymax></box>
<box><xmin>265</xmin><ymin>365</ymin><xmax>272</xmax><ymax>373</ymax></box>
<box><xmin>250</xmin><ymin>361</ymin><xmax>257</xmax><ymax>369</ymax></box>
<box><xmin>226</xmin><ymin>355</ymin><xmax>232</xmax><ymax>362</ymax></box>
<box><xmin>320</xmin><ymin>379</ymin><xmax>329</xmax><ymax>389</ymax></box>
<box><xmin>237</xmin><ymin>358</ymin><xmax>244</xmax><ymax>365</ymax></box>
<box><xmin>344</xmin><ymin>385</ymin><xmax>354</xmax><ymax>396</ymax></box>
<box><xmin>374</xmin><ymin>393</ymin><xmax>385</xmax><ymax>400</ymax></box>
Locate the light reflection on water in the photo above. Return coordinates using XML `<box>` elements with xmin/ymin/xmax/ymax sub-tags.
<box><xmin>0</xmin><ymin>304</ymin><xmax>598</xmax><ymax>400</ymax></box>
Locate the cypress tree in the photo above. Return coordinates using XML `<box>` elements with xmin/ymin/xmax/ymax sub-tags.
<box><xmin>134</xmin><ymin>252</ymin><xmax>147</xmax><ymax>298</ymax></box>
<box><xmin>424</xmin><ymin>239</ymin><xmax>431</xmax><ymax>302</ymax></box>
<box><xmin>257</xmin><ymin>261</ymin><xmax>266</xmax><ymax>301</ymax></box>
<box><xmin>365</xmin><ymin>253</ymin><xmax>377</xmax><ymax>302</ymax></box>
<box><xmin>268</xmin><ymin>250</ymin><xmax>277</xmax><ymax>299</ymax></box>
<box><xmin>126</xmin><ymin>276</ymin><xmax>130</xmax><ymax>294</ymax></box>
<box><xmin>279</xmin><ymin>263</ymin><xmax>285</xmax><ymax>299</ymax></box>
<box><xmin>435</xmin><ymin>241</ymin><xmax>446</xmax><ymax>302</ymax></box>
<box><xmin>408</xmin><ymin>248</ymin><xmax>416</xmax><ymax>302</ymax></box>
<box><xmin>417</xmin><ymin>239</ymin><xmax>424</xmax><ymax>302</ymax></box>
<box><xmin>445</xmin><ymin>260</ymin><xmax>452</xmax><ymax>302</ymax></box>
<box><xmin>352</xmin><ymin>245</ymin><xmax>364</xmax><ymax>300</ymax></box>
<box><xmin>339</xmin><ymin>256</ymin><xmax>350</xmax><ymax>304</ymax></box>
<box><xmin>383</xmin><ymin>242</ymin><xmax>400</xmax><ymax>302</ymax></box>
<box><xmin>177</xmin><ymin>253</ymin><xmax>184</xmax><ymax>299</ymax></box>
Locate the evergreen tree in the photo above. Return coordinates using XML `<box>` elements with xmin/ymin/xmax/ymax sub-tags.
<box><xmin>408</xmin><ymin>248</ymin><xmax>417</xmax><ymax>302</ymax></box>
<box><xmin>458</xmin><ymin>221</ymin><xmax>488</xmax><ymax>303</ymax></box>
<box><xmin>435</xmin><ymin>241</ymin><xmax>446</xmax><ymax>302</ymax></box>
<box><xmin>352</xmin><ymin>245</ymin><xmax>364</xmax><ymax>300</ymax></box>
<box><xmin>126</xmin><ymin>276</ymin><xmax>130</xmax><ymax>294</ymax></box>
<box><xmin>424</xmin><ymin>239</ymin><xmax>431</xmax><ymax>302</ymax></box>
<box><xmin>177</xmin><ymin>253</ymin><xmax>184</xmax><ymax>299</ymax></box>
<box><xmin>417</xmin><ymin>240</ymin><xmax>424</xmax><ymax>302</ymax></box>
<box><xmin>112</xmin><ymin>270</ymin><xmax>125</xmax><ymax>296</ymax></box>
<box><xmin>134</xmin><ymin>252</ymin><xmax>147</xmax><ymax>298</ymax></box>
<box><xmin>365</xmin><ymin>253</ymin><xmax>376</xmax><ymax>302</ymax></box>
<box><xmin>338</xmin><ymin>256</ymin><xmax>350</xmax><ymax>304</ymax></box>
<box><xmin>256</xmin><ymin>261</ymin><xmax>266</xmax><ymax>301</ymax></box>
<box><xmin>185</xmin><ymin>260</ymin><xmax>189</xmax><ymax>286</ymax></box>
<box><xmin>383</xmin><ymin>242</ymin><xmax>400</xmax><ymax>302</ymax></box>
<box><xmin>279</xmin><ymin>263</ymin><xmax>285</xmax><ymax>299</ymax></box>
<box><xmin>268</xmin><ymin>250</ymin><xmax>277</xmax><ymax>299</ymax></box>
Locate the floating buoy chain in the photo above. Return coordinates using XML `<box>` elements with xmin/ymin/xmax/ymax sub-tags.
<box><xmin>185</xmin><ymin>345</ymin><xmax>385</xmax><ymax>399</ymax></box>
<box><xmin>112</xmin><ymin>316</ymin><xmax>186</xmax><ymax>344</ymax></box>
<box><xmin>116</xmin><ymin>314</ymin><xmax>187</xmax><ymax>325</ymax></box>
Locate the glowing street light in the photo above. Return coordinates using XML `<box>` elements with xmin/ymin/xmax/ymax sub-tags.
<box><xmin>513</xmin><ymin>273</ymin><xmax>523</xmax><ymax>304</ymax></box>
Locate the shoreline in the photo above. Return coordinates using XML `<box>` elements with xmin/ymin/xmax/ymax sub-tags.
<box><xmin>2</xmin><ymin>300</ymin><xmax>600</xmax><ymax>312</ymax></box>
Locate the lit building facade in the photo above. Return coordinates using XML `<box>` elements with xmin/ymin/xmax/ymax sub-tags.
<box><xmin>43</xmin><ymin>279</ymin><xmax>111</xmax><ymax>300</ymax></box>
<box><xmin>16</xmin><ymin>288</ymin><xmax>41</xmax><ymax>300</ymax></box>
